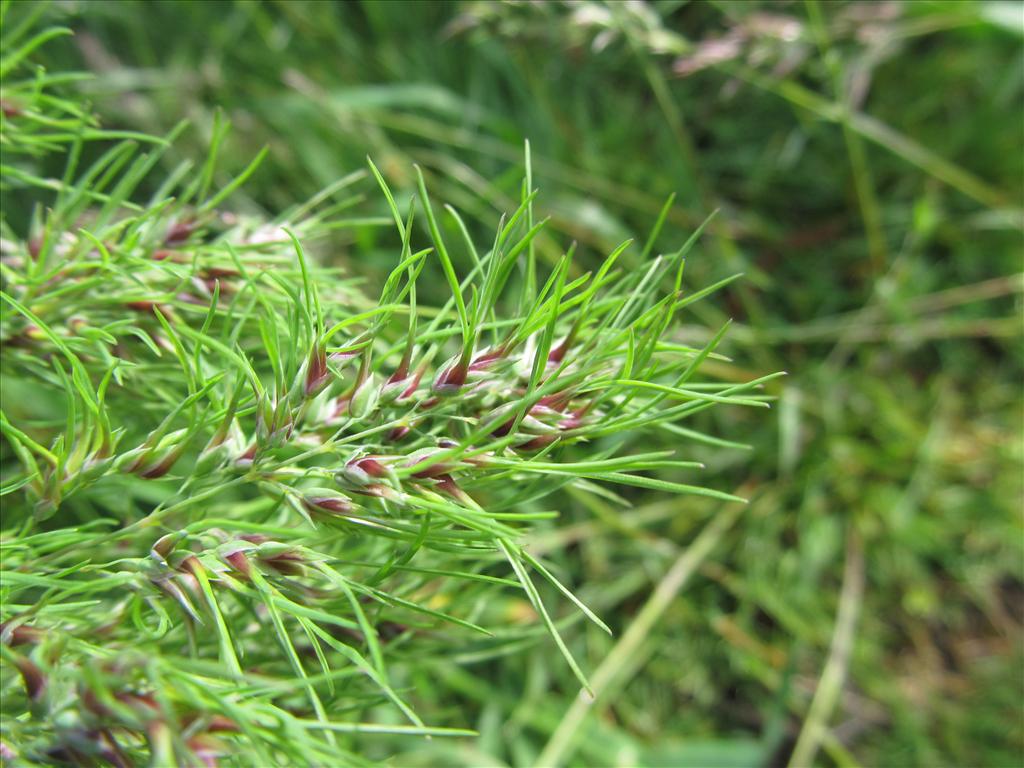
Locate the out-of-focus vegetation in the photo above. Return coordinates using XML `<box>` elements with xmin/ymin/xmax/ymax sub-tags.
<box><xmin>2</xmin><ymin>1</ymin><xmax>1022</xmax><ymax>766</ymax></box>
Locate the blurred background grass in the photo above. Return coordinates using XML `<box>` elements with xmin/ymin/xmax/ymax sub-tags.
<box><xmin>12</xmin><ymin>0</ymin><xmax>1024</xmax><ymax>765</ymax></box>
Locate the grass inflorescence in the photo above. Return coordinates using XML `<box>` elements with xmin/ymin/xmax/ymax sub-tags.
<box><xmin>0</xmin><ymin>13</ymin><xmax>768</xmax><ymax>765</ymax></box>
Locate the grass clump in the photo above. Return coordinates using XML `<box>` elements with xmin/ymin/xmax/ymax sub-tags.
<box><xmin>0</xmin><ymin>14</ymin><xmax>766</xmax><ymax>765</ymax></box>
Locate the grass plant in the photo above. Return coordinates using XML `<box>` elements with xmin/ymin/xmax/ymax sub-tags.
<box><xmin>0</xmin><ymin>8</ymin><xmax>771</xmax><ymax>763</ymax></box>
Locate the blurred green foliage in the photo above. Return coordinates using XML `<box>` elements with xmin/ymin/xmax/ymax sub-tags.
<box><xmin>5</xmin><ymin>0</ymin><xmax>1022</xmax><ymax>766</ymax></box>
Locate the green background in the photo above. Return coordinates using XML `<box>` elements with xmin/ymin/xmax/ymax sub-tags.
<box><xmin>8</xmin><ymin>1</ymin><xmax>1024</xmax><ymax>765</ymax></box>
